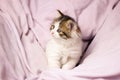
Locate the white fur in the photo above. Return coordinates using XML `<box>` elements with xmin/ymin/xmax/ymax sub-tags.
<box><xmin>46</xmin><ymin>21</ymin><xmax>83</xmax><ymax>70</ymax></box>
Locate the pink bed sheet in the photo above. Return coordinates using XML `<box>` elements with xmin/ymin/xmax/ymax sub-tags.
<box><xmin>0</xmin><ymin>0</ymin><xmax>120</xmax><ymax>80</ymax></box>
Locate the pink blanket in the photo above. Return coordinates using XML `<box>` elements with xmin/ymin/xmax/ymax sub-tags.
<box><xmin>0</xmin><ymin>0</ymin><xmax>120</xmax><ymax>80</ymax></box>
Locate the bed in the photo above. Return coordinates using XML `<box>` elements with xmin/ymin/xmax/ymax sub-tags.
<box><xmin>0</xmin><ymin>0</ymin><xmax>120</xmax><ymax>80</ymax></box>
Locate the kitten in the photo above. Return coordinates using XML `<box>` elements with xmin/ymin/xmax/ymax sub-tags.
<box><xmin>46</xmin><ymin>10</ymin><xmax>83</xmax><ymax>70</ymax></box>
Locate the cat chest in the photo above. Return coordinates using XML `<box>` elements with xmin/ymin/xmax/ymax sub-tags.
<box><xmin>59</xmin><ymin>47</ymin><xmax>79</xmax><ymax>58</ymax></box>
<box><xmin>59</xmin><ymin>46</ymin><xmax>80</xmax><ymax>64</ymax></box>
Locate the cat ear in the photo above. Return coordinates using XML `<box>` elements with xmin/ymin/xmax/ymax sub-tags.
<box><xmin>67</xmin><ymin>21</ymin><xmax>75</xmax><ymax>31</ymax></box>
<box><xmin>57</xmin><ymin>10</ymin><xmax>64</xmax><ymax>17</ymax></box>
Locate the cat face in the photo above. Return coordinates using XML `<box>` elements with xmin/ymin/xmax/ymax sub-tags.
<box><xmin>50</xmin><ymin>10</ymin><xmax>81</xmax><ymax>40</ymax></box>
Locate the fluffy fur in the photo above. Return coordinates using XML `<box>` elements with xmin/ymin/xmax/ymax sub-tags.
<box><xmin>46</xmin><ymin>10</ymin><xmax>83</xmax><ymax>70</ymax></box>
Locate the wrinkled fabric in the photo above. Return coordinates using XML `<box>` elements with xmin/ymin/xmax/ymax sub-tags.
<box><xmin>0</xmin><ymin>0</ymin><xmax>120</xmax><ymax>80</ymax></box>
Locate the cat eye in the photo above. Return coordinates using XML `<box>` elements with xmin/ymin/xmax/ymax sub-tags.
<box><xmin>50</xmin><ymin>25</ymin><xmax>55</xmax><ymax>30</ymax></box>
<box><xmin>57</xmin><ymin>29</ymin><xmax>62</xmax><ymax>33</ymax></box>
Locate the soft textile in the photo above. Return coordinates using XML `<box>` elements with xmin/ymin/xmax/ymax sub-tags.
<box><xmin>0</xmin><ymin>0</ymin><xmax>120</xmax><ymax>80</ymax></box>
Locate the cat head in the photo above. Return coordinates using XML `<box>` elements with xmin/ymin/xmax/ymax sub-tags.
<box><xmin>50</xmin><ymin>10</ymin><xmax>81</xmax><ymax>40</ymax></box>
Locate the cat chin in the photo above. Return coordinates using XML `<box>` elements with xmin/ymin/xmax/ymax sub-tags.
<box><xmin>51</xmin><ymin>34</ymin><xmax>62</xmax><ymax>39</ymax></box>
<box><xmin>52</xmin><ymin>36</ymin><xmax>61</xmax><ymax>39</ymax></box>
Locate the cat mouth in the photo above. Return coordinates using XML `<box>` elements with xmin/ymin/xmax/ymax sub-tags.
<box><xmin>51</xmin><ymin>34</ymin><xmax>55</xmax><ymax>37</ymax></box>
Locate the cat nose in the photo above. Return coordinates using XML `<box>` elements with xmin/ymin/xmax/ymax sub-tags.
<box><xmin>51</xmin><ymin>32</ymin><xmax>54</xmax><ymax>35</ymax></box>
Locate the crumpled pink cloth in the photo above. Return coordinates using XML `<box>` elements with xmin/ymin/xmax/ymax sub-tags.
<box><xmin>0</xmin><ymin>0</ymin><xmax>120</xmax><ymax>80</ymax></box>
